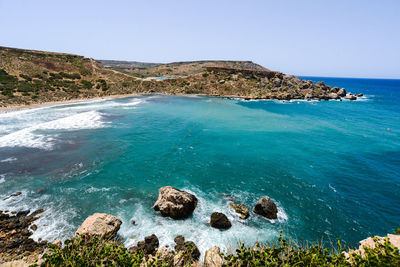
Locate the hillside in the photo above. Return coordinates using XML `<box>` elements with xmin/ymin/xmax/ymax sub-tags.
<box><xmin>0</xmin><ymin>46</ymin><xmax>358</xmax><ymax>107</ymax></box>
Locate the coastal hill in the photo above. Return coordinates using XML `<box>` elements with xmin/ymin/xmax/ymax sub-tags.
<box><xmin>0</xmin><ymin>46</ymin><xmax>359</xmax><ymax>108</ymax></box>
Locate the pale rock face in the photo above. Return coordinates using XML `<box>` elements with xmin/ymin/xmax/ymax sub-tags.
<box><xmin>358</xmin><ymin>234</ymin><xmax>400</xmax><ymax>254</ymax></box>
<box><xmin>75</xmin><ymin>213</ymin><xmax>122</xmax><ymax>238</ymax></box>
<box><xmin>229</xmin><ymin>203</ymin><xmax>250</xmax><ymax>219</ymax></box>
<box><xmin>153</xmin><ymin>186</ymin><xmax>198</xmax><ymax>219</ymax></box>
<box><xmin>204</xmin><ymin>246</ymin><xmax>225</xmax><ymax>267</ymax></box>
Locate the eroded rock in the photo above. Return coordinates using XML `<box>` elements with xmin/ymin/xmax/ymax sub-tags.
<box><xmin>253</xmin><ymin>196</ymin><xmax>278</xmax><ymax>219</ymax></box>
<box><xmin>229</xmin><ymin>203</ymin><xmax>250</xmax><ymax>219</ymax></box>
<box><xmin>210</xmin><ymin>212</ymin><xmax>232</xmax><ymax>229</ymax></box>
<box><xmin>204</xmin><ymin>246</ymin><xmax>225</xmax><ymax>267</ymax></box>
<box><xmin>153</xmin><ymin>186</ymin><xmax>198</xmax><ymax>219</ymax></box>
<box><xmin>75</xmin><ymin>213</ymin><xmax>122</xmax><ymax>238</ymax></box>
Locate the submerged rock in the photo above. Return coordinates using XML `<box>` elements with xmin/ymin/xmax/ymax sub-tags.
<box><xmin>253</xmin><ymin>196</ymin><xmax>278</xmax><ymax>219</ymax></box>
<box><xmin>75</xmin><ymin>213</ymin><xmax>122</xmax><ymax>238</ymax></box>
<box><xmin>229</xmin><ymin>203</ymin><xmax>250</xmax><ymax>219</ymax></box>
<box><xmin>345</xmin><ymin>94</ymin><xmax>357</xmax><ymax>100</ymax></box>
<box><xmin>153</xmin><ymin>186</ymin><xmax>198</xmax><ymax>219</ymax></box>
<box><xmin>204</xmin><ymin>246</ymin><xmax>225</xmax><ymax>267</ymax></box>
<box><xmin>210</xmin><ymin>212</ymin><xmax>232</xmax><ymax>229</ymax></box>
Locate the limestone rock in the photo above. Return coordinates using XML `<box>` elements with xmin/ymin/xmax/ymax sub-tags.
<box><xmin>174</xmin><ymin>235</ymin><xmax>200</xmax><ymax>261</ymax></box>
<box><xmin>75</xmin><ymin>213</ymin><xmax>122</xmax><ymax>238</ymax></box>
<box><xmin>129</xmin><ymin>234</ymin><xmax>159</xmax><ymax>255</ymax></box>
<box><xmin>204</xmin><ymin>246</ymin><xmax>224</xmax><ymax>267</ymax></box>
<box><xmin>328</xmin><ymin>92</ymin><xmax>340</xmax><ymax>99</ymax></box>
<box><xmin>345</xmin><ymin>94</ymin><xmax>357</xmax><ymax>100</ymax></box>
<box><xmin>153</xmin><ymin>186</ymin><xmax>198</xmax><ymax>219</ymax></box>
<box><xmin>253</xmin><ymin>196</ymin><xmax>278</xmax><ymax>219</ymax></box>
<box><xmin>337</xmin><ymin>88</ymin><xmax>347</xmax><ymax>97</ymax></box>
<box><xmin>155</xmin><ymin>246</ymin><xmax>174</xmax><ymax>265</ymax></box>
<box><xmin>210</xmin><ymin>212</ymin><xmax>232</xmax><ymax>229</ymax></box>
<box><xmin>229</xmin><ymin>203</ymin><xmax>250</xmax><ymax>219</ymax></box>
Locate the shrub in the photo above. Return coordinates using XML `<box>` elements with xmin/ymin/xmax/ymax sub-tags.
<box><xmin>40</xmin><ymin>235</ymin><xmax>143</xmax><ymax>266</ymax></box>
<box><xmin>81</xmin><ymin>80</ymin><xmax>93</xmax><ymax>89</ymax></box>
<box><xmin>19</xmin><ymin>74</ymin><xmax>32</xmax><ymax>81</ymax></box>
<box><xmin>202</xmin><ymin>73</ymin><xmax>209</xmax><ymax>77</ymax></box>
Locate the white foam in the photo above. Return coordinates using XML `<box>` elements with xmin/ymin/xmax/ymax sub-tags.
<box><xmin>0</xmin><ymin>111</ymin><xmax>106</xmax><ymax>150</ymax></box>
<box><xmin>0</xmin><ymin>174</ymin><xmax>5</xmax><ymax>183</ymax></box>
<box><xmin>120</xmin><ymin>187</ymin><xmax>286</xmax><ymax>256</ymax></box>
<box><xmin>0</xmin><ymin>157</ymin><xmax>17</xmax><ymax>163</ymax></box>
<box><xmin>85</xmin><ymin>186</ymin><xmax>111</xmax><ymax>193</ymax></box>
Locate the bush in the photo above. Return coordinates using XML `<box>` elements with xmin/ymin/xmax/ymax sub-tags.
<box><xmin>40</xmin><ymin>235</ymin><xmax>143</xmax><ymax>266</ymax></box>
<box><xmin>19</xmin><ymin>74</ymin><xmax>32</xmax><ymax>81</ymax></box>
<box><xmin>81</xmin><ymin>80</ymin><xmax>93</xmax><ymax>89</ymax></box>
<box><xmin>202</xmin><ymin>73</ymin><xmax>209</xmax><ymax>77</ymax></box>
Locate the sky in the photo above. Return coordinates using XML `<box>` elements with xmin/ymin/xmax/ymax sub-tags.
<box><xmin>1</xmin><ymin>0</ymin><xmax>399</xmax><ymax>78</ymax></box>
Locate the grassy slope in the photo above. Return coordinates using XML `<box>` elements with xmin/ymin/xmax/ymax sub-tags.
<box><xmin>0</xmin><ymin>46</ymin><xmax>344</xmax><ymax>107</ymax></box>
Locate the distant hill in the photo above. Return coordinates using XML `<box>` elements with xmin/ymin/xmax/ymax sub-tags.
<box><xmin>97</xmin><ymin>59</ymin><xmax>270</xmax><ymax>78</ymax></box>
<box><xmin>0</xmin><ymin>46</ymin><xmax>351</xmax><ymax>108</ymax></box>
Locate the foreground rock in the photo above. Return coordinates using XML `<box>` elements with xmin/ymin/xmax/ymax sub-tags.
<box><xmin>128</xmin><ymin>234</ymin><xmax>159</xmax><ymax>255</ymax></box>
<box><xmin>153</xmin><ymin>186</ymin><xmax>198</xmax><ymax>219</ymax></box>
<box><xmin>229</xmin><ymin>203</ymin><xmax>250</xmax><ymax>219</ymax></box>
<box><xmin>253</xmin><ymin>196</ymin><xmax>278</xmax><ymax>219</ymax></box>
<box><xmin>204</xmin><ymin>246</ymin><xmax>225</xmax><ymax>266</ymax></box>
<box><xmin>173</xmin><ymin>235</ymin><xmax>200</xmax><ymax>266</ymax></box>
<box><xmin>75</xmin><ymin>213</ymin><xmax>122</xmax><ymax>238</ymax></box>
<box><xmin>210</xmin><ymin>212</ymin><xmax>232</xmax><ymax>229</ymax></box>
<box><xmin>0</xmin><ymin>209</ymin><xmax>47</xmax><ymax>264</ymax></box>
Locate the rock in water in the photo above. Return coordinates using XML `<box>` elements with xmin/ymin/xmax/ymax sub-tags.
<box><xmin>328</xmin><ymin>92</ymin><xmax>340</xmax><ymax>100</ymax></box>
<box><xmin>253</xmin><ymin>196</ymin><xmax>278</xmax><ymax>219</ymax></box>
<box><xmin>210</xmin><ymin>212</ymin><xmax>232</xmax><ymax>229</ymax></box>
<box><xmin>337</xmin><ymin>88</ymin><xmax>347</xmax><ymax>97</ymax></box>
<box><xmin>345</xmin><ymin>94</ymin><xmax>357</xmax><ymax>100</ymax></box>
<box><xmin>229</xmin><ymin>203</ymin><xmax>250</xmax><ymax>219</ymax></box>
<box><xmin>153</xmin><ymin>186</ymin><xmax>198</xmax><ymax>219</ymax></box>
<box><xmin>204</xmin><ymin>246</ymin><xmax>225</xmax><ymax>267</ymax></box>
<box><xmin>75</xmin><ymin>213</ymin><xmax>122</xmax><ymax>238</ymax></box>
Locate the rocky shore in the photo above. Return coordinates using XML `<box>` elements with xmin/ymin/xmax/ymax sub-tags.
<box><xmin>1</xmin><ymin>186</ymin><xmax>398</xmax><ymax>266</ymax></box>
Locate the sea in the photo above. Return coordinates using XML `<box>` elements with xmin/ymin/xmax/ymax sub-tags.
<box><xmin>0</xmin><ymin>77</ymin><xmax>399</xmax><ymax>254</ymax></box>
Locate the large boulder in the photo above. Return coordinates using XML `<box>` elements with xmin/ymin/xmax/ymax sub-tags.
<box><xmin>128</xmin><ymin>234</ymin><xmax>159</xmax><ymax>255</ymax></box>
<box><xmin>253</xmin><ymin>196</ymin><xmax>278</xmax><ymax>219</ymax></box>
<box><xmin>229</xmin><ymin>203</ymin><xmax>250</xmax><ymax>219</ymax></box>
<box><xmin>328</xmin><ymin>92</ymin><xmax>340</xmax><ymax>100</ymax></box>
<box><xmin>153</xmin><ymin>186</ymin><xmax>198</xmax><ymax>219</ymax></box>
<box><xmin>75</xmin><ymin>213</ymin><xmax>122</xmax><ymax>238</ymax></box>
<box><xmin>210</xmin><ymin>212</ymin><xmax>232</xmax><ymax>229</ymax></box>
<box><xmin>345</xmin><ymin>94</ymin><xmax>357</xmax><ymax>100</ymax></box>
<box><xmin>204</xmin><ymin>246</ymin><xmax>225</xmax><ymax>266</ymax></box>
<box><xmin>337</xmin><ymin>88</ymin><xmax>347</xmax><ymax>97</ymax></box>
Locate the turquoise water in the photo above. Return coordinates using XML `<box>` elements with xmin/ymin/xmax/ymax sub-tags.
<box><xmin>0</xmin><ymin>77</ymin><xmax>399</xmax><ymax>253</ymax></box>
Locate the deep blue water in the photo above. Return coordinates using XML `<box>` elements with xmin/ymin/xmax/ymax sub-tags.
<box><xmin>0</xmin><ymin>77</ymin><xmax>399</xmax><ymax>254</ymax></box>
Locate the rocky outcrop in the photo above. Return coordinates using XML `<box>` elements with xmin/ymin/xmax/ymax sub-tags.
<box><xmin>128</xmin><ymin>234</ymin><xmax>159</xmax><ymax>255</ymax></box>
<box><xmin>174</xmin><ymin>235</ymin><xmax>200</xmax><ymax>263</ymax></box>
<box><xmin>345</xmin><ymin>94</ymin><xmax>357</xmax><ymax>100</ymax></box>
<box><xmin>0</xmin><ymin>209</ymin><xmax>47</xmax><ymax>264</ymax></box>
<box><xmin>153</xmin><ymin>186</ymin><xmax>198</xmax><ymax>219</ymax></box>
<box><xmin>204</xmin><ymin>246</ymin><xmax>225</xmax><ymax>266</ymax></box>
<box><xmin>229</xmin><ymin>203</ymin><xmax>250</xmax><ymax>219</ymax></box>
<box><xmin>253</xmin><ymin>196</ymin><xmax>278</xmax><ymax>219</ymax></box>
<box><xmin>75</xmin><ymin>213</ymin><xmax>122</xmax><ymax>238</ymax></box>
<box><xmin>210</xmin><ymin>212</ymin><xmax>232</xmax><ymax>229</ymax></box>
<box><xmin>337</xmin><ymin>88</ymin><xmax>347</xmax><ymax>97</ymax></box>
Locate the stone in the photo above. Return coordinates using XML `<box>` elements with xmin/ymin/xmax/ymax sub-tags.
<box><xmin>345</xmin><ymin>94</ymin><xmax>357</xmax><ymax>100</ymax></box>
<box><xmin>155</xmin><ymin>246</ymin><xmax>174</xmax><ymax>264</ymax></box>
<box><xmin>30</xmin><ymin>224</ymin><xmax>37</xmax><ymax>231</ymax></box>
<box><xmin>210</xmin><ymin>212</ymin><xmax>232</xmax><ymax>229</ymax></box>
<box><xmin>253</xmin><ymin>196</ymin><xmax>278</xmax><ymax>219</ymax></box>
<box><xmin>331</xmin><ymin>87</ymin><xmax>339</xmax><ymax>93</ymax></box>
<box><xmin>174</xmin><ymin>235</ymin><xmax>200</xmax><ymax>261</ymax></box>
<box><xmin>337</xmin><ymin>88</ymin><xmax>347</xmax><ymax>97</ymax></box>
<box><xmin>204</xmin><ymin>246</ymin><xmax>224</xmax><ymax>267</ymax></box>
<box><xmin>229</xmin><ymin>203</ymin><xmax>250</xmax><ymax>219</ymax></box>
<box><xmin>328</xmin><ymin>92</ymin><xmax>340</xmax><ymax>99</ymax></box>
<box><xmin>356</xmin><ymin>93</ymin><xmax>363</xmax><ymax>97</ymax></box>
<box><xmin>132</xmin><ymin>234</ymin><xmax>159</xmax><ymax>255</ymax></box>
<box><xmin>273</xmin><ymin>78</ymin><xmax>281</xmax><ymax>87</ymax></box>
<box><xmin>153</xmin><ymin>186</ymin><xmax>198</xmax><ymax>219</ymax></box>
<box><xmin>75</xmin><ymin>213</ymin><xmax>122</xmax><ymax>238</ymax></box>
<box><xmin>3</xmin><ymin>192</ymin><xmax>22</xmax><ymax>200</ymax></box>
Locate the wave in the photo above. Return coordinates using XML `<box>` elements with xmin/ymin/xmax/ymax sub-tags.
<box><xmin>0</xmin><ymin>157</ymin><xmax>17</xmax><ymax>163</ymax></box>
<box><xmin>0</xmin><ymin>174</ymin><xmax>5</xmax><ymax>183</ymax></box>
<box><xmin>0</xmin><ymin>111</ymin><xmax>106</xmax><ymax>150</ymax></box>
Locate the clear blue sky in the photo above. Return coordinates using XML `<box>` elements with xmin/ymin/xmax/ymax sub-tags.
<box><xmin>1</xmin><ymin>0</ymin><xmax>399</xmax><ymax>78</ymax></box>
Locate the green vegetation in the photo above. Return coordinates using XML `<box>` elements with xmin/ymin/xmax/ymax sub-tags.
<box><xmin>39</xmin><ymin>235</ymin><xmax>143</xmax><ymax>267</ymax></box>
<box><xmin>81</xmin><ymin>80</ymin><xmax>93</xmax><ymax>89</ymax></box>
<box><xmin>97</xmin><ymin>79</ymin><xmax>108</xmax><ymax>91</ymax></box>
<box><xmin>36</xmin><ymin>231</ymin><xmax>400</xmax><ymax>267</ymax></box>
